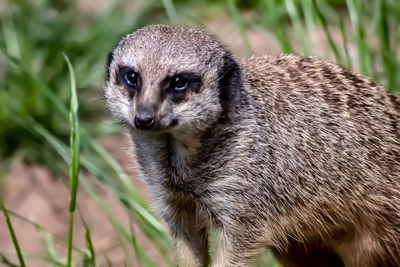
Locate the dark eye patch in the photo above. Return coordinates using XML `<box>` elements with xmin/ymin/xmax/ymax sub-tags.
<box><xmin>106</xmin><ymin>51</ymin><xmax>114</xmax><ymax>81</ymax></box>
<box><xmin>117</xmin><ymin>66</ymin><xmax>141</xmax><ymax>99</ymax></box>
<box><xmin>164</xmin><ymin>72</ymin><xmax>201</xmax><ymax>102</ymax></box>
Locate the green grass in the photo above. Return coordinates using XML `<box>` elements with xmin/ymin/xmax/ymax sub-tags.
<box><xmin>0</xmin><ymin>196</ymin><xmax>26</xmax><ymax>267</ymax></box>
<box><xmin>1</xmin><ymin>0</ymin><xmax>399</xmax><ymax>266</ymax></box>
<box><xmin>64</xmin><ymin>52</ymin><xmax>80</xmax><ymax>267</ymax></box>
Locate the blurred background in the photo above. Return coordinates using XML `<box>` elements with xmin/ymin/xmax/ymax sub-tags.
<box><xmin>1</xmin><ymin>0</ymin><xmax>399</xmax><ymax>266</ymax></box>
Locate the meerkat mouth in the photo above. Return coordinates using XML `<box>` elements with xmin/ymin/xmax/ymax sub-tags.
<box><xmin>168</xmin><ymin>119</ymin><xmax>179</xmax><ymax>128</ymax></box>
<box><xmin>130</xmin><ymin>119</ymin><xmax>180</xmax><ymax>135</ymax></box>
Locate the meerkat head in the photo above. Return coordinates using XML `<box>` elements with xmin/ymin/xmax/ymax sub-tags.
<box><xmin>104</xmin><ymin>24</ymin><xmax>240</xmax><ymax>137</ymax></box>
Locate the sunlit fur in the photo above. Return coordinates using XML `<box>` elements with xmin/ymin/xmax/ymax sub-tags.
<box><xmin>105</xmin><ymin>24</ymin><xmax>400</xmax><ymax>267</ymax></box>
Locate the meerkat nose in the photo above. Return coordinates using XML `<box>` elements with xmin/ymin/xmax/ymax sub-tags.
<box><xmin>134</xmin><ymin>115</ymin><xmax>155</xmax><ymax>130</ymax></box>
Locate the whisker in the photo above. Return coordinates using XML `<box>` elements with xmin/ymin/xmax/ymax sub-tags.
<box><xmin>107</xmin><ymin>97</ymin><xmax>130</xmax><ymax>107</ymax></box>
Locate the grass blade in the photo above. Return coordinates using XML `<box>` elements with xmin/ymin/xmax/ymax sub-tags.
<box><xmin>63</xmin><ymin>53</ymin><xmax>80</xmax><ymax>267</ymax></box>
<box><xmin>162</xmin><ymin>0</ymin><xmax>177</xmax><ymax>23</ymax></box>
<box><xmin>376</xmin><ymin>0</ymin><xmax>397</xmax><ymax>92</ymax></box>
<box><xmin>262</xmin><ymin>0</ymin><xmax>294</xmax><ymax>53</ymax></box>
<box><xmin>2</xmin><ymin>10</ymin><xmax>21</xmax><ymax>60</ymax></box>
<box><xmin>43</xmin><ymin>233</ymin><xmax>58</xmax><ymax>267</ymax></box>
<box><xmin>312</xmin><ymin>0</ymin><xmax>345</xmax><ymax>65</ymax></box>
<box><xmin>80</xmin><ymin>178</ymin><xmax>158</xmax><ymax>267</ymax></box>
<box><xmin>0</xmin><ymin>196</ymin><xmax>26</xmax><ymax>267</ymax></box>
<box><xmin>86</xmin><ymin>138</ymin><xmax>148</xmax><ymax>208</ymax></box>
<box><xmin>284</xmin><ymin>0</ymin><xmax>309</xmax><ymax>55</ymax></box>
<box><xmin>227</xmin><ymin>0</ymin><xmax>252</xmax><ymax>56</ymax></box>
<box><xmin>301</xmin><ymin>0</ymin><xmax>317</xmax><ymax>50</ymax></box>
<box><xmin>6</xmin><ymin>209</ymin><xmax>84</xmax><ymax>254</ymax></box>
<box><xmin>0</xmin><ymin>252</ymin><xmax>19</xmax><ymax>267</ymax></box>
<box><xmin>1</xmin><ymin>253</ymin><xmax>66</xmax><ymax>267</ymax></box>
<box><xmin>346</xmin><ymin>0</ymin><xmax>372</xmax><ymax>75</ymax></box>
<box><xmin>82</xmin><ymin>221</ymin><xmax>97</xmax><ymax>267</ymax></box>
<box><xmin>339</xmin><ymin>18</ymin><xmax>352</xmax><ymax>69</ymax></box>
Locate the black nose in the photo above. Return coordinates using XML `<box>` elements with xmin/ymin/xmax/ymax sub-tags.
<box><xmin>134</xmin><ymin>115</ymin><xmax>155</xmax><ymax>130</ymax></box>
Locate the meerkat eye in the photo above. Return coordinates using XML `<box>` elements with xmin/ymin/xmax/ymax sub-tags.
<box><xmin>124</xmin><ymin>70</ymin><xmax>139</xmax><ymax>88</ymax></box>
<box><xmin>170</xmin><ymin>76</ymin><xmax>188</xmax><ymax>92</ymax></box>
<box><xmin>118</xmin><ymin>66</ymin><xmax>140</xmax><ymax>88</ymax></box>
<box><xmin>118</xmin><ymin>67</ymin><xmax>141</xmax><ymax>98</ymax></box>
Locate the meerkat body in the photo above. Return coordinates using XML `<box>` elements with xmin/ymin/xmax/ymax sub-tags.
<box><xmin>105</xmin><ymin>25</ymin><xmax>400</xmax><ymax>267</ymax></box>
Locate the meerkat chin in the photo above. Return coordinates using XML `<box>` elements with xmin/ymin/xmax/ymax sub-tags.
<box><xmin>104</xmin><ymin>24</ymin><xmax>400</xmax><ymax>267</ymax></box>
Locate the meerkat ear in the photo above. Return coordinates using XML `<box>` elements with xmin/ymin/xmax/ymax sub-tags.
<box><xmin>218</xmin><ymin>52</ymin><xmax>241</xmax><ymax>121</ymax></box>
<box><xmin>218</xmin><ymin>53</ymin><xmax>241</xmax><ymax>102</ymax></box>
<box><xmin>105</xmin><ymin>51</ymin><xmax>114</xmax><ymax>82</ymax></box>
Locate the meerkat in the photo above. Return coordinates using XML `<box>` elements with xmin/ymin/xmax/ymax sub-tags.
<box><xmin>104</xmin><ymin>24</ymin><xmax>400</xmax><ymax>267</ymax></box>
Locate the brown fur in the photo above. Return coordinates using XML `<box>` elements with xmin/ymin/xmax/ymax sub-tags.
<box><xmin>104</xmin><ymin>25</ymin><xmax>400</xmax><ymax>266</ymax></box>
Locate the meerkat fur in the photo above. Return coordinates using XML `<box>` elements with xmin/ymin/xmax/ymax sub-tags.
<box><xmin>104</xmin><ymin>24</ymin><xmax>400</xmax><ymax>267</ymax></box>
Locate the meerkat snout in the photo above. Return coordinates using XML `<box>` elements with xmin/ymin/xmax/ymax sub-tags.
<box><xmin>134</xmin><ymin>106</ymin><xmax>156</xmax><ymax>130</ymax></box>
<box><xmin>105</xmin><ymin>24</ymin><xmax>400</xmax><ymax>267</ymax></box>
